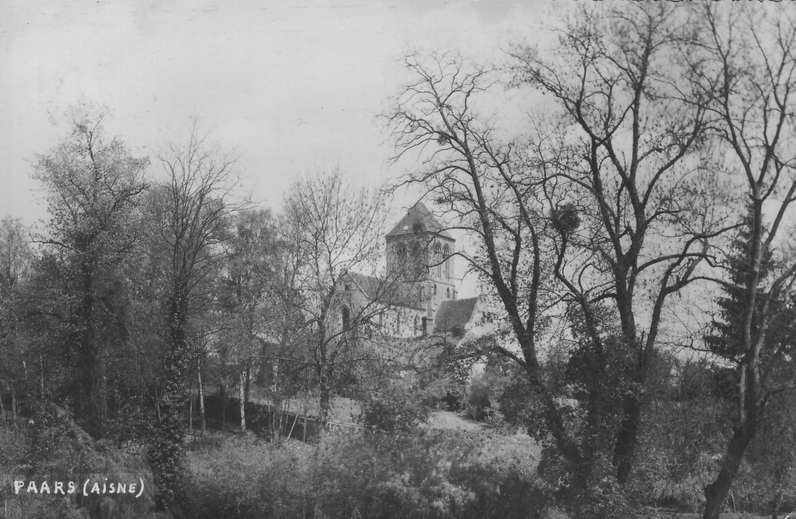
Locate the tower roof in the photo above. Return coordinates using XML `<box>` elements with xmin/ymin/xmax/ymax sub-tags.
<box><xmin>386</xmin><ymin>202</ymin><xmax>453</xmax><ymax>240</ymax></box>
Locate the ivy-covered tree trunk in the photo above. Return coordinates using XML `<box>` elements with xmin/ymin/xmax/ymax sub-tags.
<box><xmin>149</xmin><ymin>294</ymin><xmax>190</xmax><ymax>512</ymax></box>
<box><xmin>613</xmin><ymin>393</ymin><xmax>641</xmax><ymax>484</ymax></box>
<box><xmin>144</xmin><ymin>121</ymin><xmax>241</xmax><ymax>510</ymax></box>
<box><xmin>613</xmin><ymin>343</ymin><xmax>650</xmax><ymax>485</ymax></box>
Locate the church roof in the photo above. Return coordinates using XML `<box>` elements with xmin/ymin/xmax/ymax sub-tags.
<box><xmin>433</xmin><ymin>297</ymin><xmax>480</xmax><ymax>334</ymax></box>
<box><xmin>345</xmin><ymin>272</ymin><xmax>425</xmax><ymax>310</ymax></box>
<box><xmin>386</xmin><ymin>202</ymin><xmax>453</xmax><ymax>240</ymax></box>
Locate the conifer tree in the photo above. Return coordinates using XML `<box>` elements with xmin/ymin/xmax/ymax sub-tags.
<box><xmin>705</xmin><ymin>206</ymin><xmax>794</xmax><ymax>369</ymax></box>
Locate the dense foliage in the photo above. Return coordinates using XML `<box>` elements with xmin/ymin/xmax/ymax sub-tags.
<box><xmin>185</xmin><ymin>429</ymin><xmax>547</xmax><ymax>519</ymax></box>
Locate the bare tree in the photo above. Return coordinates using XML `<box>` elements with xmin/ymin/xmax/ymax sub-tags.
<box><xmin>383</xmin><ymin>46</ymin><xmax>609</xmax><ymax>500</ymax></box>
<box><xmin>508</xmin><ymin>3</ymin><xmax>739</xmax><ymax>489</ymax></box>
<box><xmin>144</xmin><ymin>122</ymin><xmax>242</xmax><ymax>510</ymax></box>
<box><xmin>383</xmin><ymin>5</ymin><xmax>734</xmax><ymax>513</ymax></box>
<box><xmin>281</xmin><ymin>168</ymin><xmax>393</xmax><ymax>424</ymax></box>
<box><xmin>684</xmin><ymin>5</ymin><xmax>796</xmax><ymax>518</ymax></box>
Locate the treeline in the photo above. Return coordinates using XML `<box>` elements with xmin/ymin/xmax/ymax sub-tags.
<box><xmin>0</xmin><ymin>107</ymin><xmax>422</xmax><ymax>514</ymax></box>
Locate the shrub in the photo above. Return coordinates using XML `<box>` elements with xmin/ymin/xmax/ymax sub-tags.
<box><xmin>465</xmin><ymin>377</ymin><xmax>492</xmax><ymax>422</ymax></box>
<box><xmin>186</xmin><ymin>428</ymin><xmax>549</xmax><ymax>519</ymax></box>
<box><xmin>361</xmin><ymin>382</ymin><xmax>435</xmax><ymax>433</ymax></box>
<box><xmin>0</xmin><ymin>404</ymin><xmax>155</xmax><ymax>519</ymax></box>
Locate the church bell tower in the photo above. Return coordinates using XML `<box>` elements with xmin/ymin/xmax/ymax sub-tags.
<box><xmin>385</xmin><ymin>202</ymin><xmax>456</xmax><ymax>325</ymax></box>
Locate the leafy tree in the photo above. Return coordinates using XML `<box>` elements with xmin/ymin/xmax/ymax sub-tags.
<box><xmin>216</xmin><ymin>208</ymin><xmax>283</xmax><ymax>432</ymax></box>
<box><xmin>30</xmin><ymin>104</ymin><xmax>149</xmax><ymax>438</ymax></box>
<box><xmin>0</xmin><ymin>216</ymin><xmax>33</xmax><ymax>423</ymax></box>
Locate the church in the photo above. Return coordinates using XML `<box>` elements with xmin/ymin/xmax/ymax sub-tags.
<box><xmin>336</xmin><ymin>202</ymin><xmax>484</xmax><ymax>342</ymax></box>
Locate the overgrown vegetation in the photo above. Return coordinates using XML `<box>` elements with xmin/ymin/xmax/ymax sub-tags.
<box><xmin>184</xmin><ymin>429</ymin><xmax>547</xmax><ymax>519</ymax></box>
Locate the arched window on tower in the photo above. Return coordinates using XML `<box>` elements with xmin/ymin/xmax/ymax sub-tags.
<box><xmin>433</xmin><ymin>243</ymin><xmax>442</xmax><ymax>277</ymax></box>
<box><xmin>341</xmin><ymin>306</ymin><xmax>351</xmax><ymax>331</ymax></box>
<box><xmin>396</xmin><ymin>245</ymin><xmax>406</xmax><ymax>279</ymax></box>
<box><xmin>443</xmin><ymin>245</ymin><xmax>451</xmax><ymax>279</ymax></box>
<box><xmin>446</xmin><ymin>287</ymin><xmax>450</xmax><ymax>298</ymax></box>
<box><xmin>410</xmin><ymin>241</ymin><xmax>422</xmax><ymax>278</ymax></box>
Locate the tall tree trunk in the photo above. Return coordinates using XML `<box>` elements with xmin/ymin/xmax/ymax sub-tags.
<box><xmin>702</xmin><ymin>420</ymin><xmax>758</xmax><ymax>519</ymax></box>
<box><xmin>613</xmin><ymin>395</ymin><xmax>641</xmax><ymax>484</ymax></box>
<box><xmin>319</xmin><ymin>374</ymin><xmax>331</xmax><ymax>425</ymax></box>
<box><xmin>101</xmin><ymin>373</ymin><xmax>107</xmax><ymax>424</ymax></box>
<box><xmin>288</xmin><ymin>411</ymin><xmax>299</xmax><ymax>440</ymax></box>
<box><xmin>221</xmin><ymin>385</ymin><xmax>227</xmax><ymax>432</ymax></box>
<box><xmin>0</xmin><ymin>383</ymin><xmax>5</xmax><ymax>423</ymax></box>
<box><xmin>613</xmin><ymin>331</ymin><xmax>650</xmax><ymax>484</ymax></box>
<box><xmin>154</xmin><ymin>387</ymin><xmax>161</xmax><ymax>422</ymax></box>
<box><xmin>303</xmin><ymin>369</ymin><xmax>309</xmax><ymax>442</ymax></box>
<box><xmin>244</xmin><ymin>366</ymin><xmax>250</xmax><ymax>404</ymax></box>
<box><xmin>239</xmin><ymin>370</ymin><xmax>246</xmax><ymax>432</ymax></box>
<box><xmin>11</xmin><ymin>384</ymin><xmax>17</xmax><ymax>424</ymax></box>
<box><xmin>39</xmin><ymin>355</ymin><xmax>44</xmax><ymax>401</ymax></box>
<box><xmin>770</xmin><ymin>487</ymin><xmax>782</xmax><ymax>519</ymax></box>
<box><xmin>198</xmin><ymin>359</ymin><xmax>206</xmax><ymax>435</ymax></box>
<box><xmin>149</xmin><ymin>295</ymin><xmax>190</xmax><ymax>512</ymax></box>
<box><xmin>614</xmin><ymin>344</ymin><xmax>648</xmax><ymax>484</ymax></box>
<box><xmin>77</xmin><ymin>263</ymin><xmax>104</xmax><ymax>439</ymax></box>
<box><xmin>318</xmin><ymin>341</ymin><xmax>331</xmax><ymax>425</ymax></box>
<box><xmin>188</xmin><ymin>388</ymin><xmax>193</xmax><ymax>433</ymax></box>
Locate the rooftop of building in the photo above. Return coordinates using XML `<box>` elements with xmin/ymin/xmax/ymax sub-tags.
<box><xmin>386</xmin><ymin>201</ymin><xmax>453</xmax><ymax>240</ymax></box>
<box><xmin>344</xmin><ymin>271</ymin><xmax>425</xmax><ymax>310</ymax></box>
<box><xmin>432</xmin><ymin>297</ymin><xmax>480</xmax><ymax>334</ymax></box>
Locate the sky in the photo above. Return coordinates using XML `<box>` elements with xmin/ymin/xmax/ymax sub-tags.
<box><xmin>0</xmin><ymin>0</ymin><xmax>553</xmax><ymax>297</ymax></box>
<box><xmin>0</xmin><ymin>0</ymin><xmax>549</xmax><ymax>219</ymax></box>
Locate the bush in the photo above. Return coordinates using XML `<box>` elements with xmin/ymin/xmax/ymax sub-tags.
<box><xmin>361</xmin><ymin>381</ymin><xmax>436</xmax><ymax>433</ymax></box>
<box><xmin>186</xmin><ymin>428</ymin><xmax>549</xmax><ymax>519</ymax></box>
<box><xmin>465</xmin><ymin>377</ymin><xmax>492</xmax><ymax>422</ymax></box>
<box><xmin>0</xmin><ymin>404</ymin><xmax>155</xmax><ymax>519</ymax></box>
